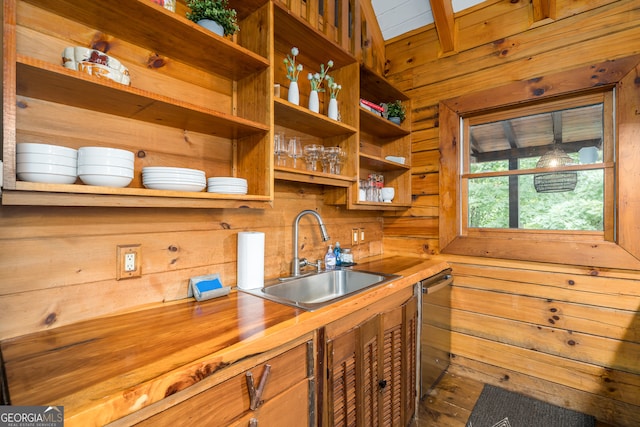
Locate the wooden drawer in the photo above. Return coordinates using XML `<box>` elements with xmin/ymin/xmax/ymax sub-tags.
<box><xmin>135</xmin><ymin>341</ymin><xmax>313</xmax><ymax>426</ymax></box>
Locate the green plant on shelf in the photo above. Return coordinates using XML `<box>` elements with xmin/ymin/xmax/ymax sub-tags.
<box><xmin>385</xmin><ymin>100</ymin><xmax>406</xmax><ymax>122</ymax></box>
<box><xmin>185</xmin><ymin>0</ymin><xmax>240</xmax><ymax>36</ymax></box>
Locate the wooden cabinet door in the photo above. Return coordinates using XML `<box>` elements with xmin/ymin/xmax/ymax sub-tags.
<box><xmin>378</xmin><ymin>295</ymin><xmax>418</xmax><ymax>425</ymax></box>
<box><xmin>326</xmin><ymin>327</ymin><xmax>358</xmax><ymax>427</ymax></box>
<box><xmin>379</xmin><ymin>304</ymin><xmax>404</xmax><ymax>426</ymax></box>
<box><xmin>231</xmin><ymin>379</ymin><xmax>311</xmax><ymax>427</ymax></box>
<box><xmin>136</xmin><ymin>341</ymin><xmax>312</xmax><ymax>426</ymax></box>
<box><xmin>324</xmin><ymin>295</ymin><xmax>418</xmax><ymax>427</ymax></box>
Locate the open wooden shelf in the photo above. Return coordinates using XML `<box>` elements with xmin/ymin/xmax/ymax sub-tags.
<box><xmin>17</xmin><ymin>58</ymin><xmax>269</xmax><ymax>139</ymax></box>
<box><xmin>274</xmin><ymin>166</ymin><xmax>355</xmax><ymax>187</ymax></box>
<box><xmin>359</xmin><ymin>153</ymin><xmax>411</xmax><ymax>172</ymax></box>
<box><xmin>4</xmin><ymin>181</ymin><xmax>271</xmax><ymax>208</ymax></box>
<box><xmin>22</xmin><ymin>0</ymin><xmax>269</xmax><ymax>80</ymax></box>
<box><xmin>349</xmin><ymin>200</ymin><xmax>412</xmax><ymax>210</ymax></box>
<box><xmin>274</xmin><ymin>98</ymin><xmax>357</xmax><ymax>137</ymax></box>
<box><xmin>359</xmin><ymin>108</ymin><xmax>410</xmax><ymax>138</ymax></box>
<box><xmin>273</xmin><ymin>2</ymin><xmax>355</xmax><ymax>70</ymax></box>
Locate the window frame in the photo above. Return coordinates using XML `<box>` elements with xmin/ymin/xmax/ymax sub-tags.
<box><xmin>462</xmin><ymin>91</ymin><xmax>613</xmax><ymax>236</ymax></box>
<box><xmin>438</xmin><ymin>55</ymin><xmax>640</xmax><ymax>269</ymax></box>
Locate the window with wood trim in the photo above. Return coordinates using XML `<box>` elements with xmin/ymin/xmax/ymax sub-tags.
<box><xmin>438</xmin><ymin>55</ymin><xmax>640</xmax><ymax>269</ymax></box>
<box><xmin>463</xmin><ymin>92</ymin><xmax>612</xmax><ymax>233</ymax></box>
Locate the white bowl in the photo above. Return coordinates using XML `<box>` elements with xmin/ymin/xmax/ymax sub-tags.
<box><xmin>62</xmin><ymin>47</ymin><xmax>130</xmax><ymax>85</ymax></box>
<box><xmin>78</xmin><ymin>174</ymin><xmax>133</xmax><ymax>187</ymax></box>
<box><xmin>78</xmin><ymin>159</ymin><xmax>134</xmax><ymax>169</ymax></box>
<box><xmin>78</xmin><ymin>165</ymin><xmax>134</xmax><ymax>177</ymax></box>
<box><xmin>17</xmin><ymin>152</ymin><xmax>77</xmax><ymax>167</ymax></box>
<box><xmin>17</xmin><ymin>143</ymin><xmax>77</xmax><ymax>158</ymax></box>
<box><xmin>17</xmin><ymin>162</ymin><xmax>77</xmax><ymax>175</ymax></box>
<box><xmin>381</xmin><ymin>187</ymin><xmax>395</xmax><ymax>203</ymax></box>
<box><xmin>17</xmin><ymin>171</ymin><xmax>77</xmax><ymax>185</ymax></box>
<box><xmin>78</xmin><ymin>147</ymin><xmax>134</xmax><ymax>161</ymax></box>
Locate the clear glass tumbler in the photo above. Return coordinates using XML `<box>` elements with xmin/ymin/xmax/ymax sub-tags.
<box><xmin>274</xmin><ymin>132</ymin><xmax>287</xmax><ymax>167</ymax></box>
<box><xmin>287</xmin><ymin>136</ymin><xmax>303</xmax><ymax>168</ymax></box>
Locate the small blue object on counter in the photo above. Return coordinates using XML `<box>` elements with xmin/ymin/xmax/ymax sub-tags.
<box><xmin>189</xmin><ymin>273</ymin><xmax>230</xmax><ymax>301</ymax></box>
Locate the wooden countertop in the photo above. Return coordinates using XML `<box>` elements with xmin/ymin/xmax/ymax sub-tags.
<box><xmin>1</xmin><ymin>256</ymin><xmax>448</xmax><ymax>425</ymax></box>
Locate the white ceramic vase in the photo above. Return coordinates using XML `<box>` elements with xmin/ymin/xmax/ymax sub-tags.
<box><xmin>328</xmin><ymin>98</ymin><xmax>338</xmax><ymax>120</ymax></box>
<box><xmin>197</xmin><ymin>19</ymin><xmax>224</xmax><ymax>36</ymax></box>
<box><xmin>309</xmin><ymin>90</ymin><xmax>319</xmax><ymax>113</ymax></box>
<box><xmin>288</xmin><ymin>81</ymin><xmax>300</xmax><ymax>105</ymax></box>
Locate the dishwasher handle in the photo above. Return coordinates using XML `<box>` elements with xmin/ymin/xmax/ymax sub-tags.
<box><xmin>420</xmin><ymin>269</ymin><xmax>453</xmax><ymax>294</ymax></box>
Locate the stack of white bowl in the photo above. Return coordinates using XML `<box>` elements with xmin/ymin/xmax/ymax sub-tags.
<box><xmin>16</xmin><ymin>143</ymin><xmax>78</xmax><ymax>184</ymax></box>
<box><xmin>142</xmin><ymin>167</ymin><xmax>206</xmax><ymax>192</ymax></box>
<box><xmin>207</xmin><ymin>177</ymin><xmax>248</xmax><ymax>194</ymax></box>
<box><xmin>77</xmin><ymin>147</ymin><xmax>134</xmax><ymax>187</ymax></box>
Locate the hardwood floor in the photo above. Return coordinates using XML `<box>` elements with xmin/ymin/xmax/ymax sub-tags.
<box><xmin>411</xmin><ymin>371</ymin><xmax>613</xmax><ymax>427</ymax></box>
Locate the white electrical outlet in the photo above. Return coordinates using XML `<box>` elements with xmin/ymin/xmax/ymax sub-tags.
<box><xmin>116</xmin><ymin>244</ymin><xmax>142</xmax><ymax>280</ymax></box>
<box><xmin>124</xmin><ymin>253</ymin><xmax>136</xmax><ymax>272</ymax></box>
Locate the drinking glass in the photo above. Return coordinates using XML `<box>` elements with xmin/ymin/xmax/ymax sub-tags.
<box><xmin>274</xmin><ymin>132</ymin><xmax>287</xmax><ymax>167</ymax></box>
<box><xmin>287</xmin><ymin>136</ymin><xmax>303</xmax><ymax>168</ymax></box>
<box><xmin>334</xmin><ymin>148</ymin><xmax>347</xmax><ymax>175</ymax></box>
<box><xmin>324</xmin><ymin>146</ymin><xmax>340</xmax><ymax>174</ymax></box>
<box><xmin>304</xmin><ymin>144</ymin><xmax>324</xmax><ymax>171</ymax></box>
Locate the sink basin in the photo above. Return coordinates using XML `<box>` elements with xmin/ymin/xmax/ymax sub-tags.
<box><xmin>239</xmin><ymin>269</ymin><xmax>401</xmax><ymax>311</ymax></box>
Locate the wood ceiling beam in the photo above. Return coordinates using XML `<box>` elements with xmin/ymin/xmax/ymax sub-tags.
<box><xmin>472</xmin><ymin>139</ymin><xmax>602</xmax><ymax>163</ymax></box>
<box><xmin>430</xmin><ymin>0</ymin><xmax>455</xmax><ymax>54</ymax></box>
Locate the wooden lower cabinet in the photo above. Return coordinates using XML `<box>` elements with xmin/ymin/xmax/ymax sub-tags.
<box><xmin>135</xmin><ymin>340</ymin><xmax>314</xmax><ymax>427</ymax></box>
<box><xmin>322</xmin><ymin>294</ymin><xmax>418</xmax><ymax>426</ymax></box>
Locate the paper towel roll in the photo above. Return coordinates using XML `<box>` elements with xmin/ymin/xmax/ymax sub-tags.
<box><xmin>237</xmin><ymin>231</ymin><xmax>265</xmax><ymax>290</ymax></box>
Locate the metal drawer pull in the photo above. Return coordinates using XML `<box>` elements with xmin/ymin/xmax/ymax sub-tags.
<box><xmin>246</xmin><ymin>364</ymin><xmax>272</xmax><ymax>410</ymax></box>
<box><xmin>420</xmin><ymin>269</ymin><xmax>453</xmax><ymax>294</ymax></box>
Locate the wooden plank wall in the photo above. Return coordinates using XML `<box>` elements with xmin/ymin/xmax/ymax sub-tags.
<box><xmin>0</xmin><ymin>181</ymin><xmax>382</xmax><ymax>339</ymax></box>
<box><xmin>383</xmin><ymin>0</ymin><xmax>640</xmax><ymax>425</ymax></box>
<box><xmin>0</xmin><ymin>0</ymin><xmax>388</xmax><ymax>341</ymax></box>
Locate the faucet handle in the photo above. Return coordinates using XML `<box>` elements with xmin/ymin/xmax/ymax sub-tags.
<box><xmin>309</xmin><ymin>259</ymin><xmax>323</xmax><ymax>272</ymax></box>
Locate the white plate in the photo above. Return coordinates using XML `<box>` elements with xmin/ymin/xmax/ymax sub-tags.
<box><xmin>207</xmin><ymin>177</ymin><xmax>247</xmax><ymax>185</ymax></box>
<box><xmin>207</xmin><ymin>186</ymin><xmax>248</xmax><ymax>194</ymax></box>
<box><xmin>143</xmin><ymin>177</ymin><xmax>206</xmax><ymax>185</ymax></box>
<box><xmin>143</xmin><ymin>174</ymin><xmax>205</xmax><ymax>182</ymax></box>
<box><xmin>143</xmin><ymin>182</ymin><xmax>206</xmax><ymax>192</ymax></box>
<box><xmin>208</xmin><ymin>185</ymin><xmax>247</xmax><ymax>191</ymax></box>
<box><xmin>143</xmin><ymin>167</ymin><xmax>205</xmax><ymax>175</ymax></box>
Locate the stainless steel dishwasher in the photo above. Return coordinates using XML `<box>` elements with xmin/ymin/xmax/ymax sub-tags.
<box><xmin>419</xmin><ymin>268</ymin><xmax>453</xmax><ymax>398</ymax></box>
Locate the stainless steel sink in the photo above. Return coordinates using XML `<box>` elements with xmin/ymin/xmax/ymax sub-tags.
<box><xmin>239</xmin><ymin>269</ymin><xmax>401</xmax><ymax>311</ymax></box>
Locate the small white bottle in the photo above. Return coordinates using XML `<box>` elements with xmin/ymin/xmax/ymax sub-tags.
<box><xmin>324</xmin><ymin>244</ymin><xmax>336</xmax><ymax>270</ymax></box>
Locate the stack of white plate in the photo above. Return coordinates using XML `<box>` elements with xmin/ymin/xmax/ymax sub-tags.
<box><xmin>78</xmin><ymin>147</ymin><xmax>134</xmax><ymax>187</ymax></box>
<box><xmin>207</xmin><ymin>177</ymin><xmax>248</xmax><ymax>194</ymax></box>
<box><xmin>16</xmin><ymin>143</ymin><xmax>78</xmax><ymax>184</ymax></box>
<box><xmin>142</xmin><ymin>167</ymin><xmax>206</xmax><ymax>192</ymax></box>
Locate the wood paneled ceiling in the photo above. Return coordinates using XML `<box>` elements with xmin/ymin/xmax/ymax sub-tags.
<box><xmin>373</xmin><ymin>0</ymin><xmax>557</xmax><ymax>51</ymax></box>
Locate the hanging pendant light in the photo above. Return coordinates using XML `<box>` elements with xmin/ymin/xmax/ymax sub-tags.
<box><xmin>533</xmin><ymin>146</ymin><xmax>577</xmax><ymax>193</ymax></box>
